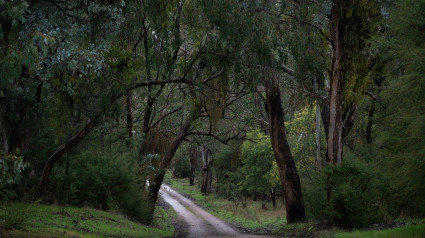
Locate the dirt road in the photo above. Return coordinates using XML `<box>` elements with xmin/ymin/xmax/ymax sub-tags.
<box><xmin>160</xmin><ymin>185</ymin><xmax>270</xmax><ymax>238</ymax></box>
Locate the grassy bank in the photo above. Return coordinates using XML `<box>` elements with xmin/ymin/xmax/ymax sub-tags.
<box><xmin>330</xmin><ymin>223</ymin><xmax>425</xmax><ymax>238</ymax></box>
<box><xmin>0</xmin><ymin>202</ymin><xmax>174</xmax><ymax>237</ymax></box>
<box><xmin>164</xmin><ymin>172</ymin><xmax>287</xmax><ymax>233</ymax></box>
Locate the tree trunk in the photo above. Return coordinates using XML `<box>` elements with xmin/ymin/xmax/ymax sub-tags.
<box><xmin>145</xmin><ymin>114</ymin><xmax>196</xmax><ymax>225</ymax></box>
<box><xmin>270</xmin><ymin>188</ymin><xmax>276</xmax><ymax>209</ymax></box>
<box><xmin>366</xmin><ymin>103</ymin><xmax>375</xmax><ymax>144</ymax></box>
<box><xmin>126</xmin><ymin>91</ymin><xmax>133</xmax><ymax>137</ymax></box>
<box><xmin>200</xmin><ymin>148</ymin><xmax>213</xmax><ymax>194</ymax></box>
<box><xmin>36</xmin><ymin>114</ymin><xmax>101</xmax><ymax>196</ymax></box>
<box><xmin>189</xmin><ymin>150</ymin><xmax>197</xmax><ymax>186</ymax></box>
<box><xmin>264</xmin><ymin>74</ymin><xmax>306</xmax><ymax>223</ymax></box>
<box><xmin>59</xmin><ymin>151</ymin><xmax>71</xmax><ymax>205</ymax></box>
<box><xmin>315</xmin><ymin>103</ymin><xmax>322</xmax><ymax>170</ymax></box>
<box><xmin>327</xmin><ymin>0</ymin><xmax>344</xmax><ymax>165</ymax></box>
<box><xmin>1</xmin><ymin>126</ymin><xmax>9</xmax><ymax>155</ymax></box>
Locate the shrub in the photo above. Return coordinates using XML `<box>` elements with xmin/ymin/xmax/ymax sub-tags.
<box><xmin>55</xmin><ymin>145</ymin><xmax>149</xmax><ymax>222</ymax></box>
<box><xmin>303</xmin><ymin>157</ymin><xmax>390</xmax><ymax>228</ymax></box>
<box><xmin>326</xmin><ymin>158</ymin><xmax>388</xmax><ymax>228</ymax></box>
<box><xmin>0</xmin><ymin>150</ymin><xmax>27</xmax><ymax>200</ymax></box>
<box><xmin>302</xmin><ymin>172</ymin><xmax>328</xmax><ymax>220</ymax></box>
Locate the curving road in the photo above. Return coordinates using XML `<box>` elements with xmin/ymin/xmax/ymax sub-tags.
<box><xmin>160</xmin><ymin>185</ymin><xmax>270</xmax><ymax>238</ymax></box>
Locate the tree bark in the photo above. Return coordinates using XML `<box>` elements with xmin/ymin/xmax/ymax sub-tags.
<box><xmin>327</xmin><ymin>0</ymin><xmax>344</xmax><ymax>165</ymax></box>
<box><xmin>189</xmin><ymin>149</ymin><xmax>198</xmax><ymax>186</ymax></box>
<box><xmin>36</xmin><ymin>114</ymin><xmax>101</xmax><ymax>195</ymax></box>
<box><xmin>126</xmin><ymin>91</ymin><xmax>133</xmax><ymax>137</ymax></box>
<box><xmin>315</xmin><ymin>103</ymin><xmax>322</xmax><ymax>170</ymax></box>
<box><xmin>200</xmin><ymin>148</ymin><xmax>214</xmax><ymax>194</ymax></box>
<box><xmin>270</xmin><ymin>188</ymin><xmax>276</xmax><ymax>209</ymax></box>
<box><xmin>264</xmin><ymin>74</ymin><xmax>306</xmax><ymax>223</ymax></box>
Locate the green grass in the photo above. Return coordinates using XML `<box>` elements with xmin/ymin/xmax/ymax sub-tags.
<box><xmin>329</xmin><ymin>224</ymin><xmax>425</xmax><ymax>238</ymax></box>
<box><xmin>164</xmin><ymin>172</ymin><xmax>287</xmax><ymax>233</ymax></box>
<box><xmin>0</xmin><ymin>202</ymin><xmax>174</xmax><ymax>238</ymax></box>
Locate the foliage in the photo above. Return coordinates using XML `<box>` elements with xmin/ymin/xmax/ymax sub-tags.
<box><xmin>239</xmin><ymin>131</ymin><xmax>274</xmax><ymax>199</ymax></box>
<box><xmin>0</xmin><ymin>150</ymin><xmax>27</xmax><ymax>199</ymax></box>
<box><xmin>0</xmin><ymin>150</ymin><xmax>26</xmax><ymax>187</ymax></box>
<box><xmin>302</xmin><ymin>171</ymin><xmax>328</xmax><ymax>220</ymax></box>
<box><xmin>325</xmin><ymin>157</ymin><xmax>388</xmax><ymax>228</ymax></box>
<box><xmin>214</xmin><ymin>142</ymin><xmax>243</xmax><ymax>200</ymax></box>
<box><xmin>349</xmin><ymin>0</ymin><xmax>425</xmax><ymax>218</ymax></box>
<box><xmin>285</xmin><ymin>105</ymin><xmax>324</xmax><ymax>175</ymax></box>
<box><xmin>54</xmin><ymin>144</ymin><xmax>148</xmax><ymax>222</ymax></box>
<box><xmin>172</xmin><ymin>145</ymin><xmax>191</xmax><ymax>178</ymax></box>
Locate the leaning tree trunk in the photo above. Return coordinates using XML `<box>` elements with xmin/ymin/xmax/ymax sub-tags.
<box><xmin>145</xmin><ymin>115</ymin><xmax>196</xmax><ymax>225</ymax></box>
<box><xmin>36</xmin><ymin>114</ymin><xmax>101</xmax><ymax>196</ymax></box>
<box><xmin>264</xmin><ymin>74</ymin><xmax>306</xmax><ymax>224</ymax></box>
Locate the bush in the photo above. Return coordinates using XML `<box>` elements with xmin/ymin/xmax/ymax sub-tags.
<box><xmin>302</xmin><ymin>172</ymin><xmax>328</xmax><ymax>220</ymax></box>
<box><xmin>303</xmin><ymin>157</ymin><xmax>389</xmax><ymax>228</ymax></box>
<box><xmin>0</xmin><ymin>150</ymin><xmax>27</xmax><ymax>200</ymax></box>
<box><xmin>214</xmin><ymin>142</ymin><xmax>243</xmax><ymax>199</ymax></box>
<box><xmin>326</xmin><ymin>158</ymin><xmax>388</xmax><ymax>228</ymax></box>
<box><xmin>55</xmin><ymin>145</ymin><xmax>149</xmax><ymax>222</ymax></box>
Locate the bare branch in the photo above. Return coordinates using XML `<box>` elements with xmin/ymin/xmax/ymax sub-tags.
<box><xmin>279</xmin><ymin>13</ymin><xmax>331</xmax><ymax>44</ymax></box>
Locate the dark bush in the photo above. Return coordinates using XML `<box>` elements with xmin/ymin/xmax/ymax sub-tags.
<box><xmin>326</xmin><ymin>158</ymin><xmax>388</xmax><ymax>228</ymax></box>
<box><xmin>56</xmin><ymin>145</ymin><xmax>149</xmax><ymax>222</ymax></box>
<box><xmin>303</xmin><ymin>157</ymin><xmax>390</xmax><ymax>228</ymax></box>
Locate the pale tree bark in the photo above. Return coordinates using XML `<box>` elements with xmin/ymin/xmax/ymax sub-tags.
<box><xmin>327</xmin><ymin>0</ymin><xmax>344</xmax><ymax>166</ymax></box>
<box><xmin>264</xmin><ymin>73</ymin><xmax>305</xmax><ymax>223</ymax></box>
<box><xmin>315</xmin><ymin>103</ymin><xmax>322</xmax><ymax>170</ymax></box>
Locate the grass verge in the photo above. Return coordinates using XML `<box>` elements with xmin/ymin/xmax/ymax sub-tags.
<box><xmin>0</xmin><ymin>202</ymin><xmax>174</xmax><ymax>238</ymax></box>
<box><xmin>329</xmin><ymin>223</ymin><xmax>425</xmax><ymax>238</ymax></box>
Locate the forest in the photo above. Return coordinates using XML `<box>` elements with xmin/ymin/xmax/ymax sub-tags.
<box><xmin>1</xmin><ymin>0</ymin><xmax>425</xmax><ymax>237</ymax></box>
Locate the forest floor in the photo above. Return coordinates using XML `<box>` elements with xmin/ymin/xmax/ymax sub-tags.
<box><xmin>0</xmin><ymin>202</ymin><xmax>174</xmax><ymax>237</ymax></box>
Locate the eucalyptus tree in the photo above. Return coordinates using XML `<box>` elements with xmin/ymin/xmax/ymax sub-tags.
<box><xmin>276</xmin><ymin>0</ymin><xmax>382</xmax><ymax>165</ymax></box>
<box><xmin>195</xmin><ymin>0</ymin><xmax>307</xmax><ymax>223</ymax></box>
